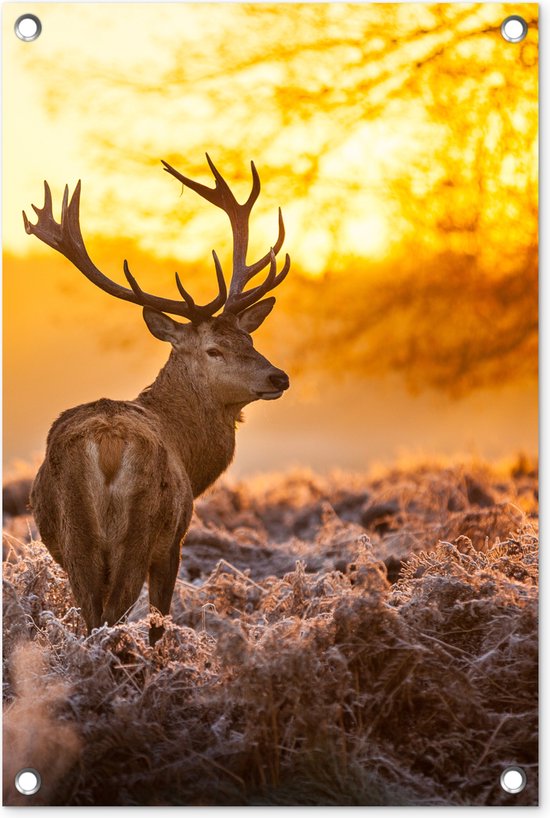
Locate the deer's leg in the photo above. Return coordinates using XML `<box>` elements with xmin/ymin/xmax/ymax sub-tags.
<box><xmin>99</xmin><ymin>502</ymin><xmax>153</xmax><ymax>627</ymax></box>
<box><xmin>33</xmin><ymin>496</ymin><xmax>65</xmax><ymax>568</ymax></box>
<box><xmin>40</xmin><ymin>535</ymin><xmax>66</xmax><ymax>571</ymax></box>
<box><xmin>78</xmin><ymin>587</ymin><xmax>105</xmax><ymax>634</ymax></box>
<box><xmin>64</xmin><ymin>546</ymin><xmax>106</xmax><ymax>633</ymax></box>
<box><xmin>100</xmin><ymin>555</ymin><xmax>149</xmax><ymax>628</ymax></box>
<box><xmin>148</xmin><ymin>532</ymin><xmax>184</xmax><ymax>646</ymax></box>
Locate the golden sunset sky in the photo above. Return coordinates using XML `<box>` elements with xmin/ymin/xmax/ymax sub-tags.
<box><xmin>3</xmin><ymin>3</ymin><xmax>538</xmax><ymax>474</ymax></box>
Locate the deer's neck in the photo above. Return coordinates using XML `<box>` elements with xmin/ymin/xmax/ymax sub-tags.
<box><xmin>136</xmin><ymin>354</ymin><xmax>239</xmax><ymax>497</ymax></box>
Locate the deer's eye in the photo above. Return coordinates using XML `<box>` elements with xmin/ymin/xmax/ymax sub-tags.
<box><xmin>206</xmin><ymin>348</ymin><xmax>223</xmax><ymax>359</ymax></box>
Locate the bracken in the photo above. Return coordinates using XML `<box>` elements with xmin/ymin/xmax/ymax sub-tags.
<box><xmin>2</xmin><ymin>459</ymin><xmax>538</xmax><ymax>806</ymax></box>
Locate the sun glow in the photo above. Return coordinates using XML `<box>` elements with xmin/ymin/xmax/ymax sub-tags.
<box><xmin>3</xmin><ymin>2</ymin><xmax>538</xmax><ymax>470</ymax></box>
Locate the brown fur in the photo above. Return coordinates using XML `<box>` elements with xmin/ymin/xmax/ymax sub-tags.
<box><xmin>31</xmin><ymin>310</ymin><xmax>289</xmax><ymax>644</ymax></box>
<box><xmin>96</xmin><ymin>430</ymin><xmax>125</xmax><ymax>485</ymax></box>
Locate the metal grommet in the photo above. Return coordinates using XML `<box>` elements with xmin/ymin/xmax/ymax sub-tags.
<box><xmin>500</xmin><ymin>15</ymin><xmax>528</xmax><ymax>43</ymax></box>
<box><xmin>14</xmin><ymin>14</ymin><xmax>42</xmax><ymax>42</ymax></box>
<box><xmin>14</xmin><ymin>768</ymin><xmax>41</xmax><ymax>796</ymax></box>
<box><xmin>500</xmin><ymin>766</ymin><xmax>526</xmax><ymax>794</ymax></box>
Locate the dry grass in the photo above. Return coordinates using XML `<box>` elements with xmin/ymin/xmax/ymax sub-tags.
<box><xmin>2</xmin><ymin>458</ymin><xmax>538</xmax><ymax>805</ymax></box>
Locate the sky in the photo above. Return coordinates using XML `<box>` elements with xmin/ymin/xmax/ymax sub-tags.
<box><xmin>3</xmin><ymin>2</ymin><xmax>538</xmax><ymax>475</ymax></box>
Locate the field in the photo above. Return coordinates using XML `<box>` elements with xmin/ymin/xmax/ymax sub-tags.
<box><xmin>2</xmin><ymin>458</ymin><xmax>538</xmax><ymax>806</ymax></box>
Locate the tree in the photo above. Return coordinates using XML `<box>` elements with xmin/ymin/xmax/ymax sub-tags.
<box><xmin>22</xmin><ymin>2</ymin><xmax>538</xmax><ymax>393</ymax></box>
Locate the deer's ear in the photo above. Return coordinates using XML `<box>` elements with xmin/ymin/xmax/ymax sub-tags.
<box><xmin>236</xmin><ymin>298</ymin><xmax>276</xmax><ymax>333</ymax></box>
<box><xmin>142</xmin><ymin>308</ymin><xmax>186</xmax><ymax>344</ymax></box>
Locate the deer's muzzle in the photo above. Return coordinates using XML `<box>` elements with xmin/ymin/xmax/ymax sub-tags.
<box><xmin>256</xmin><ymin>369</ymin><xmax>289</xmax><ymax>400</ymax></box>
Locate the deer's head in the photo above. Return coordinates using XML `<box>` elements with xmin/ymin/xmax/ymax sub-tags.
<box><xmin>142</xmin><ymin>304</ymin><xmax>289</xmax><ymax>406</ymax></box>
<box><xmin>23</xmin><ymin>155</ymin><xmax>290</xmax><ymax>408</ymax></box>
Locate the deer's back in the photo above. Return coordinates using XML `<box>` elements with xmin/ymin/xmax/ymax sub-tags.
<box><xmin>31</xmin><ymin>398</ymin><xmax>192</xmax><ymax>556</ymax></box>
<box><xmin>38</xmin><ymin>397</ymin><xmax>167</xmax><ymax>476</ymax></box>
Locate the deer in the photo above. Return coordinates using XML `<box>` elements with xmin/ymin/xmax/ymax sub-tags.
<box><xmin>24</xmin><ymin>155</ymin><xmax>290</xmax><ymax>644</ymax></box>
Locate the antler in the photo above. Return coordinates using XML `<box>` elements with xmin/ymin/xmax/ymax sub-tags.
<box><xmin>23</xmin><ymin>181</ymin><xmax>226</xmax><ymax>322</ymax></box>
<box><xmin>162</xmin><ymin>154</ymin><xmax>290</xmax><ymax>314</ymax></box>
<box><xmin>23</xmin><ymin>157</ymin><xmax>289</xmax><ymax>322</ymax></box>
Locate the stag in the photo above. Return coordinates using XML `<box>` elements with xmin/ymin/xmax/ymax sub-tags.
<box><xmin>24</xmin><ymin>155</ymin><xmax>290</xmax><ymax>643</ymax></box>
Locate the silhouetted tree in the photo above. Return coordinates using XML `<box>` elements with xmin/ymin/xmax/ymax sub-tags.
<box><xmin>27</xmin><ymin>2</ymin><xmax>538</xmax><ymax>393</ymax></box>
